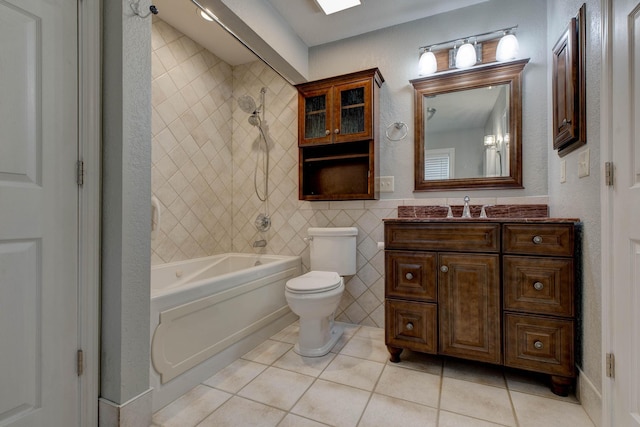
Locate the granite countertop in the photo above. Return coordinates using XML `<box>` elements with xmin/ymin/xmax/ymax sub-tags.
<box><xmin>383</xmin><ymin>205</ymin><xmax>580</xmax><ymax>223</ymax></box>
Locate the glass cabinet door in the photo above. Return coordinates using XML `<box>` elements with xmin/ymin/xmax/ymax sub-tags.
<box><xmin>334</xmin><ymin>79</ymin><xmax>372</xmax><ymax>142</ymax></box>
<box><xmin>300</xmin><ymin>88</ymin><xmax>332</xmax><ymax>145</ymax></box>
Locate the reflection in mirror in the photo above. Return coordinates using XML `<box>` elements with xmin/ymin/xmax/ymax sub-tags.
<box><xmin>412</xmin><ymin>59</ymin><xmax>529</xmax><ymax>191</ymax></box>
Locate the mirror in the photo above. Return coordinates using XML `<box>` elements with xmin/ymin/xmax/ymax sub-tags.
<box><xmin>411</xmin><ymin>59</ymin><xmax>528</xmax><ymax>191</ymax></box>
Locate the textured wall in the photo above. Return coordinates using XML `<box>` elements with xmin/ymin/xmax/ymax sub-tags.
<box><xmin>547</xmin><ymin>1</ymin><xmax>602</xmax><ymax>425</ymax></box>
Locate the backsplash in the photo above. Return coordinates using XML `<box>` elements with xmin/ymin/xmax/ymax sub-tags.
<box><xmin>150</xmin><ymin>18</ymin><xmax>549</xmax><ymax>328</ymax></box>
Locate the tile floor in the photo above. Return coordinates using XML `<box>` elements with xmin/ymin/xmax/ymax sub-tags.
<box><xmin>152</xmin><ymin>322</ymin><xmax>596</xmax><ymax>427</ymax></box>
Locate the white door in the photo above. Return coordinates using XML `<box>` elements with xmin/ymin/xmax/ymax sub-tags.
<box><xmin>0</xmin><ymin>0</ymin><xmax>79</xmax><ymax>426</ymax></box>
<box><xmin>610</xmin><ymin>0</ymin><xmax>640</xmax><ymax>425</ymax></box>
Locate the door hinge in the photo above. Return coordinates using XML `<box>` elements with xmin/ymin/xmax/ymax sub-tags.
<box><xmin>606</xmin><ymin>352</ymin><xmax>615</xmax><ymax>378</ymax></box>
<box><xmin>76</xmin><ymin>160</ymin><xmax>84</xmax><ymax>186</ymax></box>
<box><xmin>605</xmin><ymin>161</ymin><xmax>614</xmax><ymax>186</ymax></box>
<box><xmin>77</xmin><ymin>349</ymin><xmax>84</xmax><ymax>376</ymax></box>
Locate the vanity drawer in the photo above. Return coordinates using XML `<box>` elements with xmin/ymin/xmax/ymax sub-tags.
<box><xmin>503</xmin><ymin>224</ymin><xmax>574</xmax><ymax>256</ymax></box>
<box><xmin>503</xmin><ymin>256</ymin><xmax>574</xmax><ymax>317</ymax></box>
<box><xmin>385</xmin><ymin>223</ymin><xmax>500</xmax><ymax>252</ymax></box>
<box><xmin>385</xmin><ymin>299</ymin><xmax>437</xmax><ymax>354</ymax></box>
<box><xmin>504</xmin><ymin>313</ymin><xmax>574</xmax><ymax>377</ymax></box>
<box><xmin>385</xmin><ymin>250</ymin><xmax>437</xmax><ymax>302</ymax></box>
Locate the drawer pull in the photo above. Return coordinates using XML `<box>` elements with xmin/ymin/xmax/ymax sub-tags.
<box><xmin>532</xmin><ymin>235</ymin><xmax>543</xmax><ymax>244</ymax></box>
<box><xmin>440</xmin><ymin>265</ymin><xmax>449</xmax><ymax>273</ymax></box>
<box><xmin>533</xmin><ymin>282</ymin><xmax>544</xmax><ymax>291</ymax></box>
<box><xmin>405</xmin><ymin>272</ymin><xmax>414</xmax><ymax>280</ymax></box>
<box><xmin>405</xmin><ymin>322</ymin><xmax>414</xmax><ymax>331</ymax></box>
<box><xmin>534</xmin><ymin>340</ymin><xmax>544</xmax><ymax>350</ymax></box>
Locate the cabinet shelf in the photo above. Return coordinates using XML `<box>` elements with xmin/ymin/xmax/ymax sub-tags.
<box><xmin>303</xmin><ymin>153</ymin><xmax>370</xmax><ymax>163</ymax></box>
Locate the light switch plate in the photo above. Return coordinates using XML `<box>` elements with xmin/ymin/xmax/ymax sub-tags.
<box><xmin>578</xmin><ymin>148</ymin><xmax>590</xmax><ymax>178</ymax></box>
<box><xmin>378</xmin><ymin>176</ymin><xmax>395</xmax><ymax>192</ymax></box>
<box><xmin>560</xmin><ymin>160</ymin><xmax>566</xmax><ymax>183</ymax></box>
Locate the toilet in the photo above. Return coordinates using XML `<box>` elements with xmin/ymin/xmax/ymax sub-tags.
<box><xmin>285</xmin><ymin>227</ymin><xmax>358</xmax><ymax>357</ymax></box>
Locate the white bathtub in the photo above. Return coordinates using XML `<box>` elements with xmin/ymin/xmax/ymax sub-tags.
<box><xmin>149</xmin><ymin>253</ymin><xmax>301</xmax><ymax>411</ymax></box>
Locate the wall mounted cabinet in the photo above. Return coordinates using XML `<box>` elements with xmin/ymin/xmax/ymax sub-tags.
<box><xmin>296</xmin><ymin>68</ymin><xmax>383</xmax><ymax>200</ymax></box>
<box><xmin>384</xmin><ymin>220</ymin><xmax>579</xmax><ymax>396</ymax></box>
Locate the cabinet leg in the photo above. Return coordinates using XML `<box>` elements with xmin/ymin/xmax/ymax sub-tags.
<box><xmin>387</xmin><ymin>346</ymin><xmax>403</xmax><ymax>363</ymax></box>
<box><xmin>549</xmin><ymin>375</ymin><xmax>573</xmax><ymax>396</ymax></box>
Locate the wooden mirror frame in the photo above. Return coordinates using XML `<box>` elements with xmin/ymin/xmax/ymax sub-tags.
<box><xmin>411</xmin><ymin>59</ymin><xmax>529</xmax><ymax>191</ymax></box>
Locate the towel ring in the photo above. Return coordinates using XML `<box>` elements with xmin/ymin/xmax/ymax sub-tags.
<box><xmin>385</xmin><ymin>121</ymin><xmax>408</xmax><ymax>142</ymax></box>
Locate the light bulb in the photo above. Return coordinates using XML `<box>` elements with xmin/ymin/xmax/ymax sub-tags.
<box><xmin>418</xmin><ymin>50</ymin><xmax>437</xmax><ymax>75</ymax></box>
<box><xmin>455</xmin><ymin>42</ymin><xmax>477</xmax><ymax>69</ymax></box>
<box><xmin>496</xmin><ymin>34</ymin><xmax>519</xmax><ymax>62</ymax></box>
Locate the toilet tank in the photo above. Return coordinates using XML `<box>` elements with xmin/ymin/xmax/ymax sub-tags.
<box><xmin>308</xmin><ymin>227</ymin><xmax>358</xmax><ymax>275</ymax></box>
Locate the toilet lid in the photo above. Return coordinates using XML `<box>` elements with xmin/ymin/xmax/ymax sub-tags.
<box><xmin>286</xmin><ymin>271</ymin><xmax>342</xmax><ymax>293</ymax></box>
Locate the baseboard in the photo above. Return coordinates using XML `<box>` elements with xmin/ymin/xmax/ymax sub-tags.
<box><xmin>577</xmin><ymin>367</ymin><xmax>602</xmax><ymax>427</ymax></box>
<box><xmin>99</xmin><ymin>388</ymin><xmax>153</xmax><ymax>427</ymax></box>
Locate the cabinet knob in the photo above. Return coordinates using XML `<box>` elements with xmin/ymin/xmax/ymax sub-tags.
<box><xmin>533</xmin><ymin>281</ymin><xmax>544</xmax><ymax>291</ymax></box>
<box><xmin>405</xmin><ymin>272</ymin><xmax>414</xmax><ymax>280</ymax></box>
<box><xmin>532</xmin><ymin>235</ymin><xmax>543</xmax><ymax>244</ymax></box>
<box><xmin>334</xmin><ymin>129</ymin><xmax>340</xmax><ymax>134</ymax></box>
<box><xmin>440</xmin><ymin>265</ymin><xmax>449</xmax><ymax>273</ymax></box>
<box><xmin>325</xmin><ymin>129</ymin><xmax>331</xmax><ymax>135</ymax></box>
<box><xmin>405</xmin><ymin>322</ymin><xmax>414</xmax><ymax>331</ymax></box>
<box><xmin>534</xmin><ymin>340</ymin><xmax>544</xmax><ymax>350</ymax></box>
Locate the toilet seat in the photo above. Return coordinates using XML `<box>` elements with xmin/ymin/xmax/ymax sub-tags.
<box><xmin>285</xmin><ymin>271</ymin><xmax>342</xmax><ymax>294</ymax></box>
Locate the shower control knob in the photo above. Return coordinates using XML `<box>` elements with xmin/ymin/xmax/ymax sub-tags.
<box><xmin>325</xmin><ymin>130</ymin><xmax>331</xmax><ymax>135</ymax></box>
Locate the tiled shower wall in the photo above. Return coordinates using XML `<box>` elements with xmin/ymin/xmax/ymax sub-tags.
<box><xmin>150</xmin><ymin>18</ymin><xmax>234</xmax><ymax>264</ymax></box>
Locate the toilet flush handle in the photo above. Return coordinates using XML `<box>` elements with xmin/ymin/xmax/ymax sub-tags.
<box><xmin>303</xmin><ymin>236</ymin><xmax>314</xmax><ymax>243</ymax></box>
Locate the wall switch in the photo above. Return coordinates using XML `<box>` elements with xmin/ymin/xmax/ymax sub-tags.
<box><xmin>578</xmin><ymin>148</ymin><xmax>590</xmax><ymax>178</ymax></box>
<box><xmin>560</xmin><ymin>160</ymin><xmax>566</xmax><ymax>183</ymax></box>
<box><xmin>378</xmin><ymin>176</ymin><xmax>395</xmax><ymax>192</ymax></box>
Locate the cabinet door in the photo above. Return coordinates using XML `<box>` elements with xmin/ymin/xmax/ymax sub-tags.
<box><xmin>299</xmin><ymin>87</ymin><xmax>333</xmax><ymax>145</ymax></box>
<box><xmin>438</xmin><ymin>253</ymin><xmax>501</xmax><ymax>363</ymax></box>
<box><xmin>333</xmin><ymin>79</ymin><xmax>373</xmax><ymax>143</ymax></box>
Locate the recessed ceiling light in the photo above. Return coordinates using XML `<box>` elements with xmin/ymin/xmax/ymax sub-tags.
<box><xmin>314</xmin><ymin>0</ymin><xmax>361</xmax><ymax>15</ymax></box>
<box><xmin>197</xmin><ymin>8</ymin><xmax>215</xmax><ymax>22</ymax></box>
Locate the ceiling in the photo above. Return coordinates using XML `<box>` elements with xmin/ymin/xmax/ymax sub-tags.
<box><xmin>153</xmin><ymin>0</ymin><xmax>489</xmax><ymax>67</ymax></box>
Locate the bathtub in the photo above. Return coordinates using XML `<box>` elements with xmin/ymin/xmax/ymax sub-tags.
<box><xmin>149</xmin><ymin>253</ymin><xmax>301</xmax><ymax>411</ymax></box>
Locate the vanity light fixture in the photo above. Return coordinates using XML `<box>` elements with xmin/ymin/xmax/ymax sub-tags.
<box><xmin>418</xmin><ymin>48</ymin><xmax>438</xmax><ymax>76</ymax></box>
<box><xmin>314</xmin><ymin>0</ymin><xmax>361</xmax><ymax>15</ymax></box>
<box><xmin>455</xmin><ymin>39</ymin><xmax>477</xmax><ymax>69</ymax></box>
<box><xmin>496</xmin><ymin>31</ymin><xmax>519</xmax><ymax>61</ymax></box>
<box><xmin>418</xmin><ymin>25</ymin><xmax>518</xmax><ymax>75</ymax></box>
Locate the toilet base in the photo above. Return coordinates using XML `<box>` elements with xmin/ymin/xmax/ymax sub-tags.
<box><xmin>294</xmin><ymin>322</ymin><xmax>344</xmax><ymax>357</ymax></box>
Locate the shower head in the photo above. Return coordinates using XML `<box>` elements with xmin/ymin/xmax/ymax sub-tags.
<box><xmin>248</xmin><ymin>114</ymin><xmax>261</xmax><ymax>127</ymax></box>
<box><xmin>238</xmin><ymin>95</ymin><xmax>258</xmax><ymax>114</ymax></box>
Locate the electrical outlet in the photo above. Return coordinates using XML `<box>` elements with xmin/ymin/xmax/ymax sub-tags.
<box><xmin>578</xmin><ymin>148</ymin><xmax>590</xmax><ymax>178</ymax></box>
<box><xmin>378</xmin><ymin>176</ymin><xmax>395</xmax><ymax>192</ymax></box>
<box><xmin>560</xmin><ymin>160</ymin><xmax>566</xmax><ymax>183</ymax></box>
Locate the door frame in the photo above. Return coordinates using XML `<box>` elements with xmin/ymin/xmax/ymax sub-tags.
<box><xmin>600</xmin><ymin>0</ymin><xmax>613</xmax><ymax>425</ymax></box>
<box><xmin>78</xmin><ymin>0</ymin><xmax>101</xmax><ymax>424</ymax></box>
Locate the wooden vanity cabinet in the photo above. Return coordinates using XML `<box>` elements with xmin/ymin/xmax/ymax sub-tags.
<box><xmin>296</xmin><ymin>69</ymin><xmax>383</xmax><ymax>201</ymax></box>
<box><xmin>384</xmin><ymin>220</ymin><xmax>578</xmax><ymax>396</ymax></box>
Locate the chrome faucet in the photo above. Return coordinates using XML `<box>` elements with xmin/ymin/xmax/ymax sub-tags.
<box><xmin>461</xmin><ymin>196</ymin><xmax>471</xmax><ymax>218</ymax></box>
<box><xmin>480</xmin><ymin>205</ymin><xmax>494</xmax><ymax>219</ymax></box>
<box><xmin>253</xmin><ymin>239</ymin><xmax>267</xmax><ymax>247</ymax></box>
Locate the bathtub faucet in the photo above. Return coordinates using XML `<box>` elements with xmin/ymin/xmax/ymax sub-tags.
<box><xmin>253</xmin><ymin>239</ymin><xmax>267</xmax><ymax>247</ymax></box>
